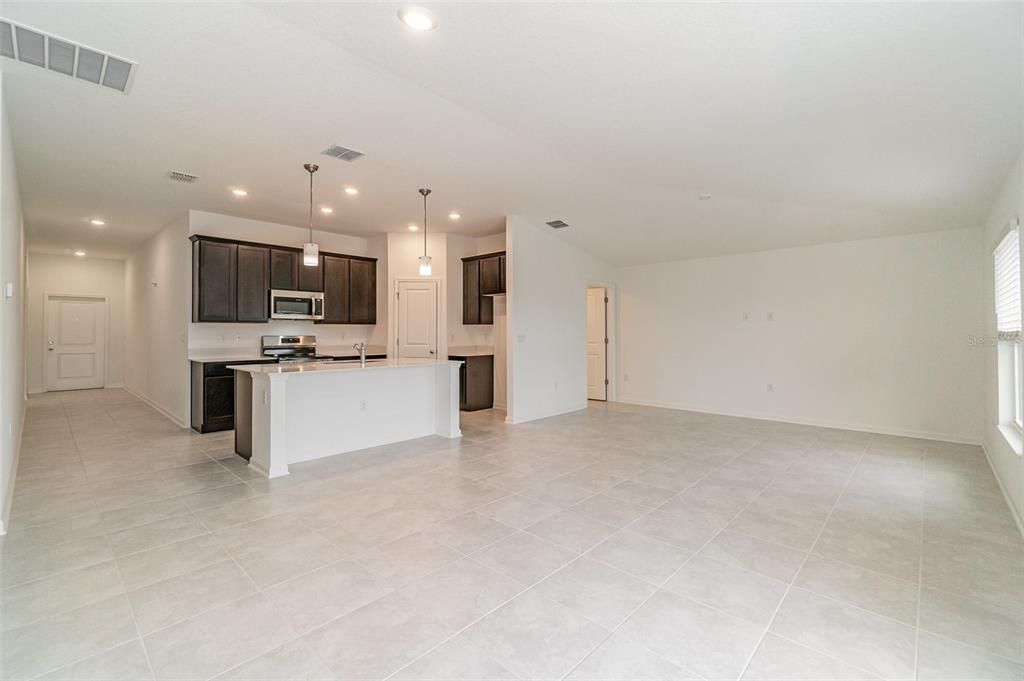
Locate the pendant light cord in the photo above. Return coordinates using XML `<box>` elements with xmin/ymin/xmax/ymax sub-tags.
<box><xmin>308</xmin><ymin>170</ymin><xmax>314</xmax><ymax>243</ymax></box>
<box><xmin>423</xmin><ymin>191</ymin><xmax>428</xmax><ymax>256</ymax></box>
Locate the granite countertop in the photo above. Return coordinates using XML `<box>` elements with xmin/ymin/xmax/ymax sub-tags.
<box><xmin>228</xmin><ymin>358</ymin><xmax>461</xmax><ymax>376</ymax></box>
<box><xmin>188</xmin><ymin>345</ymin><xmax>386</xmax><ymax>363</ymax></box>
<box><xmin>447</xmin><ymin>345</ymin><xmax>495</xmax><ymax>357</ymax></box>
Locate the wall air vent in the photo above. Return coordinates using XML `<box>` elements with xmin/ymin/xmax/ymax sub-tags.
<box><xmin>166</xmin><ymin>171</ymin><xmax>198</xmax><ymax>184</ymax></box>
<box><xmin>0</xmin><ymin>19</ymin><xmax>137</xmax><ymax>93</ymax></box>
<box><xmin>321</xmin><ymin>145</ymin><xmax>365</xmax><ymax>162</ymax></box>
<box><xmin>546</xmin><ymin>219</ymin><xmax>570</xmax><ymax>229</ymax></box>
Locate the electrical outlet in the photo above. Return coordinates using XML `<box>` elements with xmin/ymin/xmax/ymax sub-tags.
<box><xmin>624</xmin><ymin>373</ymin><xmax>630</xmax><ymax>382</ymax></box>
<box><xmin>767</xmin><ymin>384</ymin><xmax>774</xmax><ymax>392</ymax></box>
<box><xmin>360</xmin><ymin>400</ymin><xmax>367</xmax><ymax>411</ymax></box>
<box><xmin>742</xmin><ymin>312</ymin><xmax>749</xmax><ymax>321</ymax></box>
<box><xmin>554</xmin><ymin>380</ymin><xmax>559</xmax><ymax>390</ymax></box>
<box><xmin>767</xmin><ymin>312</ymin><xmax>774</xmax><ymax>321</ymax></box>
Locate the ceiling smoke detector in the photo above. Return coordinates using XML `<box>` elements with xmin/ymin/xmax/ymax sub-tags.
<box><xmin>546</xmin><ymin>219</ymin><xmax>570</xmax><ymax>229</ymax></box>
<box><xmin>0</xmin><ymin>19</ymin><xmax>137</xmax><ymax>93</ymax></box>
<box><xmin>321</xmin><ymin>145</ymin><xmax>365</xmax><ymax>162</ymax></box>
<box><xmin>166</xmin><ymin>170</ymin><xmax>198</xmax><ymax>184</ymax></box>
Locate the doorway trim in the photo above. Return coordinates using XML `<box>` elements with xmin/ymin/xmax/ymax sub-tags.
<box><xmin>391</xmin><ymin>277</ymin><xmax>443</xmax><ymax>360</ymax></box>
<box><xmin>586</xmin><ymin>282</ymin><xmax>617</xmax><ymax>402</ymax></box>
<box><xmin>43</xmin><ymin>292</ymin><xmax>111</xmax><ymax>392</ymax></box>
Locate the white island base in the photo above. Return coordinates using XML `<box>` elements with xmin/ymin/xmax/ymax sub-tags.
<box><xmin>230</xmin><ymin>359</ymin><xmax>463</xmax><ymax>478</ymax></box>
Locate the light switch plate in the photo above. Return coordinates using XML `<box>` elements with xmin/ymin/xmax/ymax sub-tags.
<box><xmin>4</xmin><ymin>282</ymin><xmax>13</xmax><ymax>298</ymax></box>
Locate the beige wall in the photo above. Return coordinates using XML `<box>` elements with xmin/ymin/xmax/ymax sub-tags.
<box><xmin>26</xmin><ymin>253</ymin><xmax>126</xmax><ymax>394</ymax></box>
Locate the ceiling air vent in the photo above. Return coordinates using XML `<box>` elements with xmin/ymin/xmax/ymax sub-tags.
<box><xmin>546</xmin><ymin>219</ymin><xmax>570</xmax><ymax>229</ymax></box>
<box><xmin>0</xmin><ymin>19</ymin><xmax>137</xmax><ymax>93</ymax></box>
<box><xmin>321</xmin><ymin>144</ymin><xmax>365</xmax><ymax>162</ymax></box>
<box><xmin>166</xmin><ymin>171</ymin><xmax>198</xmax><ymax>184</ymax></box>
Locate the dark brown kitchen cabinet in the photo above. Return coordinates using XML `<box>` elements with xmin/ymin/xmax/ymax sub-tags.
<box><xmin>462</xmin><ymin>252</ymin><xmax>504</xmax><ymax>325</ymax></box>
<box><xmin>236</xmin><ymin>245</ymin><xmax>269</xmax><ymax>322</ymax></box>
<box><xmin>349</xmin><ymin>258</ymin><xmax>377</xmax><ymax>324</ymax></box>
<box><xmin>190</xmin><ymin>359</ymin><xmax>276</xmax><ymax>433</ymax></box>
<box><xmin>298</xmin><ymin>255</ymin><xmax>324</xmax><ymax>292</ymax></box>
<box><xmin>450</xmin><ymin>354</ymin><xmax>494</xmax><ymax>411</ymax></box>
<box><xmin>193</xmin><ymin>239</ymin><xmax>237</xmax><ymax>322</ymax></box>
<box><xmin>269</xmin><ymin>248</ymin><xmax>299</xmax><ymax>290</ymax></box>
<box><xmin>480</xmin><ymin>256</ymin><xmax>502</xmax><ymax>295</ymax></box>
<box><xmin>322</xmin><ymin>255</ymin><xmax>350</xmax><ymax>324</ymax></box>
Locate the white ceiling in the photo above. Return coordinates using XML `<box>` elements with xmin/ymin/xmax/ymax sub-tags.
<box><xmin>3</xmin><ymin>1</ymin><xmax>1021</xmax><ymax>263</ymax></box>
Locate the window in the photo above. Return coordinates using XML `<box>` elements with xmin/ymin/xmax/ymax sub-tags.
<box><xmin>994</xmin><ymin>222</ymin><xmax>1022</xmax><ymax>436</ymax></box>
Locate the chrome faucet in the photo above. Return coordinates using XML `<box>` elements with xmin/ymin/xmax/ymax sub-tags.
<box><xmin>353</xmin><ymin>342</ymin><xmax>367</xmax><ymax>367</ymax></box>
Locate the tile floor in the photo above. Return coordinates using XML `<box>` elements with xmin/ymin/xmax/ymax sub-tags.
<box><xmin>1</xmin><ymin>389</ymin><xmax>1022</xmax><ymax>680</ymax></box>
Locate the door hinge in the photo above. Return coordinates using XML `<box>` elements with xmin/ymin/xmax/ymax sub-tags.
<box><xmin>604</xmin><ymin>296</ymin><xmax>609</xmax><ymax>303</ymax></box>
<box><xmin>604</xmin><ymin>337</ymin><xmax>609</xmax><ymax>345</ymax></box>
<box><xmin>604</xmin><ymin>379</ymin><xmax>609</xmax><ymax>385</ymax></box>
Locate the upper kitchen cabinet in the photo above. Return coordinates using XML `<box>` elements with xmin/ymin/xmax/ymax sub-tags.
<box><xmin>269</xmin><ymin>248</ymin><xmax>299</xmax><ymax>290</ymax></box>
<box><xmin>236</xmin><ymin>244</ymin><xmax>270</xmax><ymax>322</ymax></box>
<box><xmin>192</xmin><ymin>239</ymin><xmax>237</xmax><ymax>322</ymax></box>
<box><xmin>322</xmin><ymin>255</ymin><xmax>350</xmax><ymax>324</ymax></box>
<box><xmin>463</xmin><ymin>252</ymin><xmax>505</xmax><ymax>325</ymax></box>
<box><xmin>298</xmin><ymin>254</ymin><xmax>324</xmax><ymax>292</ymax></box>
<box><xmin>191</xmin><ymin>235</ymin><xmax>377</xmax><ymax>325</ymax></box>
<box><xmin>349</xmin><ymin>258</ymin><xmax>377</xmax><ymax>325</ymax></box>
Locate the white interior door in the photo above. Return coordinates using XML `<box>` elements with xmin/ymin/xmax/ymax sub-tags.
<box><xmin>397</xmin><ymin>280</ymin><xmax>438</xmax><ymax>359</ymax></box>
<box><xmin>587</xmin><ymin>287</ymin><xmax>607</xmax><ymax>400</ymax></box>
<box><xmin>45</xmin><ymin>296</ymin><xmax>107</xmax><ymax>391</ymax></box>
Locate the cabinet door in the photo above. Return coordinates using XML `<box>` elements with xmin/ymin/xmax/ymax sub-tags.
<box><xmin>498</xmin><ymin>254</ymin><xmax>506</xmax><ymax>293</ymax></box>
<box><xmin>480</xmin><ymin>256</ymin><xmax>501</xmax><ymax>295</ymax></box>
<box><xmin>193</xmin><ymin>240</ymin><xmax>236</xmax><ymax>322</ymax></box>
<box><xmin>322</xmin><ymin>255</ymin><xmax>350</xmax><ymax>324</ymax></box>
<box><xmin>269</xmin><ymin>249</ymin><xmax>299</xmax><ymax>290</ymax></box>
<box><xmin>349</xmin><ymin>259</ymin><xmax>376</xmax><ymax>325</ymax></box>
<box><xmin>236</xmin><ymin>245</ymin><xmax>269</xmax><ymax>322</ymax></box>
<box><xmin>463</xmin><ymin>259</ymin><xmax>480</xmax><ymax>324</ymax></box>
<box><xmin>204</xmin><ymin>375</ymin><xmax>235</xmax><ymax>422</ymax></box>
<box><xmin>297</xmin><ymin>255</ymin><xmax>324</xmax><ymax>292</ymax></box>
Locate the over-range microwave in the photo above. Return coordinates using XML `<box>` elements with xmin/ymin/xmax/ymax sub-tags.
<box><xmin>270</xmin><ymin>290</ymin><xmax>324</xmax><ymax>321</ymax></box>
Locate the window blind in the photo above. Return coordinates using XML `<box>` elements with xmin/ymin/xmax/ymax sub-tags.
<box><xmin>994</xmin><ymin>225</ymin><xmax>1021</xmax><ymax>341</ymax></box>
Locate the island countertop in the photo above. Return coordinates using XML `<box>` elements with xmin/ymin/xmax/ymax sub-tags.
<box><xmin>227</xmin><ymin>358</ymin><xmax>461</xmax><ymax>376</ymax></box>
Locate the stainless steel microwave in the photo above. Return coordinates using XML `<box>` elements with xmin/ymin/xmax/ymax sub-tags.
<box><xmin>270</xmin><ymin>290</ymin><xmax>324</xmax><ymax>321</ymax></box>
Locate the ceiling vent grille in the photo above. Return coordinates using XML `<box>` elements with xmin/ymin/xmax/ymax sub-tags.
<box><xmin>321</xmin><ymin>144</ymin><xmax>365</xmax><ymax>162</ymax></box>
<box><xmin>0</xmin><ymin>19</ymin><xmax>137</xmax><ymax>93</ymax></box>
<box><xmin>546</xmin><ymin>219</ymin><xmax>570</xmax><ymax>229</ymax></box>
<box><xmin>166</xmin><ymin>170</ymin><xmax>198</xmax><ymax>184</ymax></box>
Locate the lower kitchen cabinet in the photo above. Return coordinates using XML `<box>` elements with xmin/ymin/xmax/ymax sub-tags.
<box><xmin>190</xmin><ymin>360</ymin><xmax>276</xmax><ymax>433</ymax></box>
<box><xmin>449</xmin><ymin>354</ymin><xmax>494</xmax><ymax>411</ymax></box>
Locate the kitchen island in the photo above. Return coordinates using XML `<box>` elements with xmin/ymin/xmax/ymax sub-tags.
<box><xmin>230</xmin><ymin>359</ymin><xmax>463</xmax><ymax>478</ymax></box>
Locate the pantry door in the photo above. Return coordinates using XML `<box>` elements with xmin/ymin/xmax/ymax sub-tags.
<box><xmin>397</xmin><ymin>280</ymin><xmax>438</xmax><ymax>360</ymax></box>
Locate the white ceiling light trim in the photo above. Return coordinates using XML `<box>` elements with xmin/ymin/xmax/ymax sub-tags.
<box><xmin>398</xmin><ymin>6</ymin><xmax>437</xmax><ymax>31</ymax></box>
<box><xmin>0</xmin><ymin>18</ymin><xmax>138</xmax><ymax>93</ymax></box>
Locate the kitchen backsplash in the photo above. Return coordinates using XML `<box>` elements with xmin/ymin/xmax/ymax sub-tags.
<box><xmin>188</xmin><ymin>321</ymin><xmax>380</xmax><ymax>351</ymax></box>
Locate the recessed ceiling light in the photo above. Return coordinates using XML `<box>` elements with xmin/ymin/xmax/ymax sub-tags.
<box><xmin>73</xmin><ymin>250</ymin><xmax>86</xmax><ymax>257</ymax></box>
<box><xmin>448</xmin><ymin>212</ymin><xmax>461</xmax><ymax>220</ymax></box>
<box><xmin>344</xmin><ymin>186</ymin><xmax>358</xmax><ymax>195</ymax></box>
<box><xmin>320</xmin><ymin>207</ymin><xmax>334</xmax><ymax>214</ymax></box>
<box><xmin>232</xmin><ymin>188</ymin><xmax>248</xmax><ymax>197</ymax></box>
<box><xmin>408</xmin><ymin>224</ymin><xmax>419</xmax><ymax>231</ymax></box>
<box><xmin>398</xmin><ymin>6</ymin><xmax>437</xmax><ymax>31</ymax></box>
<box><xmin>89</xmin><ymin>219</ymin><xmax>105</xmax><ymax>226</ymax></box>
<box><xmin>699</xmin><ymin>194</ymin><xmax>712</xmax><ymax>201</ymax></box>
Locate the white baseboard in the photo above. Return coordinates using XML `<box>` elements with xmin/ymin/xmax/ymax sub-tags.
<box><xmin>123</xmin><ymin>386</ymin><xmax>188</xmax><ymax>429</ymax></box>
<box><xmin>507</xmin><ymin>402</ymin><xmax>587</xmax><ymax>425</ymax></box>
<box><xmin>981</xmin><ymin>442</ymin><xmax>1024</xmax><ymax>540</ymax></box>
<box><xmin>614</xmin><ymin>397</ymin><xmax>982</xmax><ymax>446</ymax></box>
<box><xmin>0</xmin><ymin>401</ymin><xmax>26</xmax><ymax>536</ymax></box>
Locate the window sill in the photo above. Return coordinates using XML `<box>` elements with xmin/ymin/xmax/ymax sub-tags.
<box><xmin>997</xmin><ymin>424</ymin><xmax>1024</xmax><ymax>456</ymax></box>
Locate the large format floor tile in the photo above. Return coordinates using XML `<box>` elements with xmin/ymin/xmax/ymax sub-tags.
<box><xmin>3</xmin><ymin>389</ymin><xmax>1023</xmax><ymax>681</ymax></box>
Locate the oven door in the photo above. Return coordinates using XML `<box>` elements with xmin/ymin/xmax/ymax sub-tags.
<box><xmin>270</xmin><ymin>291</ymin><xmax>321</xmax><ymax>320</ymax></box>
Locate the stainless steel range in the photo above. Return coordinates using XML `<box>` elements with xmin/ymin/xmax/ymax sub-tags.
<box><xmin>260</xmin><ymin>335</ymin><xmax>334</xmax><ymax>363</ymax></box>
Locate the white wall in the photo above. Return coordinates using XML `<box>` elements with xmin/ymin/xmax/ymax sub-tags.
<box><xmin>124</xmin><ymin>217</ymin><xmax>191</xmax><ymax>425</ymax></box>
<box><xmin>506</xmin><ymin>216</ymin><xmax>618</xmax><ymax>423</ymax></box>
<box><xmin>618</xmin><ymin>228</ymin><xmax>985</xmax><ymax>444</ymax></box>
<box><xmin>187</xmin><ymin>211</ymin><xmax>385</xmax><ymax>353</ymax></box>
<box><xmin>26</xmin><ymin>253</ymin><xmax>126</xmax><ymax>393</ymax></box>
<box><xmin>0</xmin><ymin>73</ymin><xmax>26</xmax><ymax>534</ymax></box>
<box><xmin>982</xmin><ymin>151</ymin><xmax>1024</xmax><ymax>527</ymax></box>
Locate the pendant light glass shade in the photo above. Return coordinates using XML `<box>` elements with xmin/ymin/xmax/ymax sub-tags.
<box><xmin>303</xmin><ymin>242</ymin><xmax>319</xmax><ymax>266</ymax></box>
<box><xmin>302</xmin><ymin>163</ymin><xmax>320</xmax><ymax>267</ymax></box>
<box><xmin>418</xmin><ymin>255</ymin><xmax>432</xmax><ymax>276</ymax></box>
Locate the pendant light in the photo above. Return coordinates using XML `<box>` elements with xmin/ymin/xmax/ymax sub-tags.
<box><xmin>418</xmin><ymin>187</ymin><xmax>432</xmax><ymax>276</ymax></box>
<box><xmin>302</xmin><ymin>163</ymin><xmax>320</xmax><ymax>267</ymax></box>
